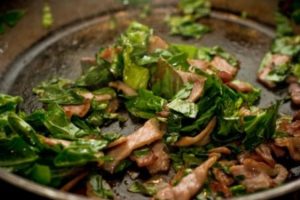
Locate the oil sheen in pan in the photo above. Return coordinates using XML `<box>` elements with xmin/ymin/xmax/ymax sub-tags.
<box><xmin>0</xmin><ymin>6</ymin><xmax>297</xmax><ymax>200</ymax></box>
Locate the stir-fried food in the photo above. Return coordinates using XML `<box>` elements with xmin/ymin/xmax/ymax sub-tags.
<box><xmin>1</xmin><ymin>19</ymin><xmax>300</xmax><ymax>200</ymax></box>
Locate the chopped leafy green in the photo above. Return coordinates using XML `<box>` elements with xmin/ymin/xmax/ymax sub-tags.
<box><xmin>133</xmin><ymin>147</ymin><xmax>150</xmax><ymax>157</ymax></box>
<box><xmin>166</xmin><ymin>15</ymin><xmax>210</xmax><ymax>39</ymax></box>
<box><xmin>0</xmin><ymin>9</ymin><xmax>25</xmax><ymax>34</ymax></box>
<box><xmin>275</xmin><ymin>12</ymin><xmax>293</xmax><ymax>37</ymax></box>
<box><xmin>87</xmin><ymin>174</ymin><xmax>114</xmax><ymax>199</ymax></box>
<box><xmin>54</xmin><ymin>139</ymin><xmax>107</xmax><ymax>167</ymax></box>
<box><xmin>76</xmin><ymin>64</ymin><xmax>113</xmax><ymax>88</ymax></box>
<box><xmin>0</xmin><ymin>136</ymin><xmax>38</xmax><ymax>167</ymax></box>
<box><xmin>28</xmin><ymin>164</ymin><xmax>51</xmax><ymax>185</ymax></box>
<box><xmin>242</xmin><ymin>102</ymin><xmax>280</xmax><ymax>150</ymax></box>
<box><xmin>8</xmin><ymin>113</ymin><xmax>43</xmax><ymax>150</ymax></box>
<box><xmin>179</xmin><ymin>0</ymin><xmax>211</xmax><ymax>18</ymax></box>
<box><xmin>271</xmin><ymin>36</ymin><xmax>300</xmax><ymax>56</ymax></box>
<box><xmin>125</xmin><ymin>89</ymin><xmax>166</xmax><ymax>119</ymax></box>
<box><xmin>151</xmin><ymin>59</ymin><xmax>184</xmax><ymax>99</ymax></box>
<box><xmin>167</xmin><ymin>99</ymin><xmax>198</xmax><ymax>118</ymax></box>
<box><xmin>33</xmin><ymin>78</ymin><xmax>84</xmax><ymax>105</ymax></box>
<box><xmin>123</xmin><ymin>50</ymin><xmax>149</xmax><ymax>89</ymax></box>
<box><xmin>43</xmin><ymin>103</ymin><xmax>86</xmax><ymax>140</ymax></box>
<box><xmin>128</xmin><ymin>181</ymin><xmax>157</xmax><ymax>196</ymax></box>
<box><xmin>0</xmin><ymin>93</ymin><xmax>22</xmax><ymax>113</ymax></box>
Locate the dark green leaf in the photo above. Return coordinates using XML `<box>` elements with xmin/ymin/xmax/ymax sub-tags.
<box><xmin>167</xmin><ymin>98</ymin><xmax>198</xmax><ymax>118</ymax></box>
<box><xmin>151</xmin><ymin>59</ymin><xmax>184</xmax><ymax>99</ymax></box>
<box><xmin>87</xmin><ymin>174</ymin><xmax>114</xmax><ymax>199</ymax></box>
<box><xmin>125</xmin><ymin>89</ymin><xmax>167</xmax><ymax>119</ymax></box>
<box><xmin>0</xmin><ymin>136</ymin><xmax>38</xmax><ymax>167</ymax></box>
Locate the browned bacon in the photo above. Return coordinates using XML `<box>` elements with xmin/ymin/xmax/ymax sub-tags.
<box><xmin>226</xmin><ymin>80</ymin><xmax>253</xmax><ymax>93</ymax></box>
<box><xmin>109</xmin><ymin>81</ymin><xmax>137</xmax><ymax>96</ymax></box>
<box><xmin>275</xmin><ymin>137</ymin><xmax>300</xmax><ymax>161</ymax></box>
<box><xmin>148</xmin><ymin>36</ymin><xmax>169</xmax><ymax>53</ymax></box>
<box><xmin>175</xmin><ymin>117</ymin><xmax>216</xmax><ymax>147</ymax></box>
<box><xmin>103</xmin><ymin>118</ymin><xmax>164</xmax><ymax>173</ymax></box>
<box><xmin>147</xmin><ymin>142</ymin><xmax>170</xmax><ymax>174</ymax></box>
<box><xmin>154</xmin><ymin>155</ymin><xmax>219</xmax><ymax>200</ymax></box>
<box><xmin>187</xmin><ymin>80</ymin><xmax>205</xmax><ymax>103</ymax></box>
<box><xmin>255</xmin><ymin>144</ymin><xmax>276</xmax><ymax>167</ymax></box>
<box><xmin>210</xmin><ymin>56</ymin><xmax>238</xmax><ymax>82</ymax></box>
<box><xmin>289</xmin><ymin>83</ymin><xmax>300</xmax><ymax>105</ymax></box>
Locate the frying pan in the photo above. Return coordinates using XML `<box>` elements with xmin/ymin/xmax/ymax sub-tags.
<box><xmin>0</xmin><ymin>0</ymin><xmax>299</xmax><ymax>199</ymax></box>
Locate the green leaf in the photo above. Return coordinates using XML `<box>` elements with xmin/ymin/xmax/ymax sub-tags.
<box><xmin>8</xmin><ymin>113</ymin><xmax>42</xmax><ymax>150</ymax></box>
<box><xmin>243</xmin><ymin>102</ymin><xmax>280</xmax><ymax>150</ymax></box>
<box><xmin>43</xmin><ymin>103</ymin><xmax>86</xmax><ymax>140</ymax></box>
<box><xmin>0</xmin><ymin>93</ymin><xmax>22</xmax><ymax>113</ymax></box>
<box><xmin>125</xmin><ymin>89</ymin><xmax>167</xmax><ymax>119</ymax></box>
<box><xmin>271</xmin><ymin>36</ymin><xmax>300</xmax><ymax>56</ymax></box>
<box><xmin>3</xmin><ymin>10</ymin><xmax>25</xmax><ymax>27</ymax></box>
<box><xmin>123</xmin><ymin>50</ymin><xmax>149</xmax><ymax>89</ymax></box>
<box><xmin>166</xmin><ymin>15</ymin><xmax>210</xmax><ymax>39</ymax></box>
<box><xmin>87</xmin><ymin>174</ymin><xmax>114</xmax><ymax>199</ymax></box>
<box><xmin>76</xmin><ymin>64</ymin><xmax>113</xmax><ymax>88</ymax></box>
<box><xmin>33</xmin><ymin>78</ymin><xmax>84</xmax><ymax>105</ymax></box>
<box><xmin>167</xmin><ymin>99</ymin><xmax>198</xmax><ymax>118</ymax></box>
<box><xmin>0</xmin><ymin>136</ymin><xmax>38</xmax><ymax>167</ymax></box>
<box><xmin>29</xmin><ymin>164</ymin><xmax>51</xmax><ymax>185</ymax></box>
<box><xmin>179</xmin><ymin>0</ymin><xmax>211</xmax><ymax>19</ymax></box>
<box><xmin>275</xmin><ymin>12</ymin><xmax>294</xmax><ymax>37</ymax></box>
<box><xmin>54</xmin><ymin>139</ymin><xmax>107</xmax><ymax>167</ymax></box>
<box><xmin>151</xmin><ymin>59</ymin><xmax>184</xmax><ymax>99</ymax></box>
<box><xmin>128</xmin><ymin>181</ymin><xmax>157</xmax><ymax>196</ymax></box>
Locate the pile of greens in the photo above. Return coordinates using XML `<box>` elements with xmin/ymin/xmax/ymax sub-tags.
<box><xmin>166</xmin><ymin>0</ymin><xmax>211</xmax><ymax>39</ymax></box>
<box><xmin>0</xmin><ymin>21</ymin><xmax>291</xmax><ymax>199</ymax></box>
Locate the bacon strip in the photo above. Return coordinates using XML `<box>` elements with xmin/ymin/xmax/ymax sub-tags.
<box><xmin>148</xmin><ymin>36</ymin><xmax>169</xmax><ymax>53</ymax></box>
<box><xmin>187</xmin><ymin>80</ymin><xmax>205</xmax><ymax>103</ymax></box>
<box><xmin>109</xmin><ymin>81</ymin><xmax>137</xmax><ymax>96</ymax></box>
<box><xmin>147</xmin><ymin>142</ymin><xmax>170</xmax><ymax>174</ymax></box>
<box><xmin>210</xmin><ymin>56</ymin><xmax>238</xmax><ymax>82</ymax></box>
<box><xmin>175</xmin><ymin>117</ymin><xmax>216</xmax><ymax>147</ymax></box>
<box><xmin>289</xmin><ymin>83</ymin><xmax>300</xmax><ymax>105</ymax></box>
<box><xmin>154</xmin><ymin>155</ymin><xmax>219</xmax><ymax>200</ymax></box>
<box><xmin>255</xmin><ymin>144</ymin><xmax>276</xmax><ymax>167</ymax></box>
<box><xmin>103</xmin><ymin>118</ymin><xmax>164</xmax><ymax>173</ymax></box>
<box><xmin>275</xmin><ymin>137</ymin><xmax>300</xmax><ymax>161</ymax></box>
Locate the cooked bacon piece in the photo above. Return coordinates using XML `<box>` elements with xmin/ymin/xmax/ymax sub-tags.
<box><xmin>130</xmin><ymin>150</ymin><xmax>156</xmax><ymax>167</ymax></box>
<box><xmin>230</xmin><ymin>158</ymin><xmax>288</xmax><ymax>192</ymax></box>
<box><xmin>226</xmin><ymin>80</ymin><xmax>253</xmax><ymax>93</ymax></box>
<box><xmin>175</xmin><ymin>117</ymin><xmax>216</xmax><ymax>147</ymax></box>
<box><xmin>148</xmin><ymin>36</ymin><xmax>169</xmax><ymax>53</ymax></box>
<box><xmin>109</xmin><ymin>81</ymin><xmax>137</xmax><ymax>96</ymax></box>
<box><xmin>258</xmin><ymin>54</ymin><xmax>291</xmax><ymax>88</ymax></box>
<box><xmin>210</xmin><ymin>181</ymin><xmax>232</xmax><ymax>198</ymax></box>
<box><xmin>80</xmin><ymin>57</ymin><xmax>96</xmax><ymax>69</ymax></box>
<box><xmin>293</xmin><ymin>110</ymin><xmax>300</xmax><ymax>121</ymax></box>
<box><xmin>40</xmin><ymin>135</ymin><xmax>71</xmax><ymax>147</ymax></box>
<box><xmin>273</xmin><ymin>164</ymin><xmax>289</xmax><ymax>185</ymax></box>
<box><xmin>176</xmin><ymin>70</ymin><xmax>206</xmax><ymax>84</ymax></box>
<box><xmin>107</xmin><ymin>136</ymin><xmax>127</xmax><ymax>148</ymax></box>
<box><xmin>209</xmin><ymin>146</ymin><xmax>231</xmax><ymax>155</ymax></box>
<box><xmin>61</xmin><ymin>171</ymin><xmax>88</xmax><ymax>192</ymax></box>
<box><xmin>103</xmin><ymin>118</ymin><xmax>164</xmax><ymax>173</ymax></box>
<box><xmin>289</xmin><ymin>83</ymin><xmax>300</xmax><ymax>105</ymax></box>
<box><xmin>63</xmin><ymin>91</ymin><xmax>116</xmax><ymax>118</ymax></box>
<box><xmin>147</xmin><ymin>142</ymin><xmax>170</xmax><ymax>174</ymax></box>
<box><xmin>210</xmin><ymin>56</ymin><xmax>238</xmax><ymax>82</ymax></box>
<box><xmin>99</xmin><ymin>47</ymin><xmax>121</xmax><ymax>63</ymax></box>
<box><xmin>276</xmin><ymin>117</ymin><xmax>300</xmax><ymax>137</ymax></box>
<box><xmin>154</xmin><ymin>155</ymin><xmax>219</xmax><ymax>200</ymax></box>
<box><xmin>188</xmin><ymin>59</ymin><xmax>211</xmax><ymax>73</ymax></box>
<box><xmin>63</xmin><ymin>99</ymin><xmax>91</xmax><ymax>118</ymax></box>
<box><xmin>212</xmin><ymin>168</ymin><xmax>234</xmax><ymax>186</ymax></box>
<box><xmin>268</xmin><ymin>143</ymin><xmax>286</xmax><ymax>157</ymax></box>
<box><xmin>237</xmin><ymin>152</ymin><xmax>265</xmax><ymax>163</ymax></box>
<box><xmin>275</xmin><ymin>137</ymin><xmax>300</xmax><ymax>161</ymax></box>
<box><xmin>187</xmin><ymin>80</ymin><xmax>205</xmax><ymax>103</ymax></box>
<box><xmin>255</xmin><ymin>144</ymin><xmax>276</xmax><ymax>167</ymax></box>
